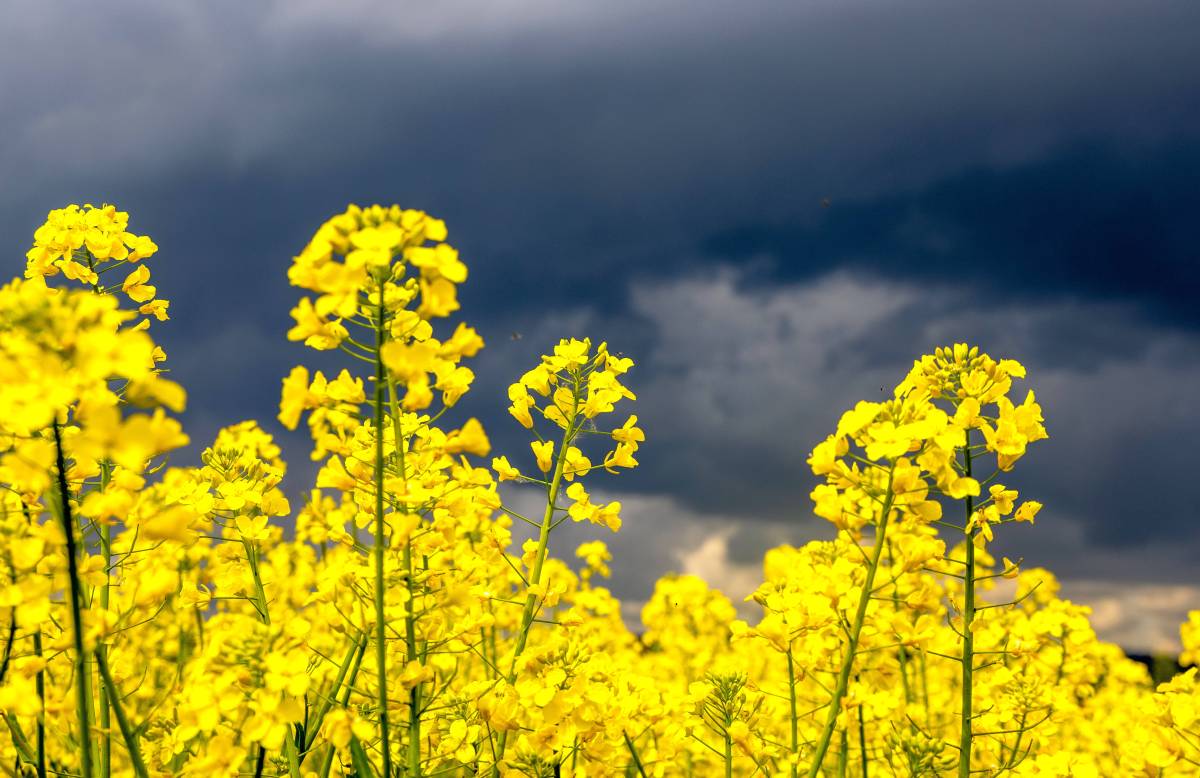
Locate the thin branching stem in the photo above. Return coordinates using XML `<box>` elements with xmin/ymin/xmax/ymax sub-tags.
<box><xmin>53</xmin><ymin>420</ymin><xmax>95</xmax><ymax>778</ymax></box>
<box><xmin>372</xmin><ymin>280</ymin><xmax>394</xmax><ymax>777</ymax></box>
<box><xmin>806</xmin><ymin>466</ymin><xmax>896</xmax><ymax>778</ymax></box>
<box><xmin>958</xmin><ymin>430</ymin><xmax>976</xmax><ymax>778</ymax></box>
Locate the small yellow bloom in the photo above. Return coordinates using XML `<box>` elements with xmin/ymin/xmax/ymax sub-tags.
<box><xmin>492</xmin><ymin>455</ymin><xmax>522</xmax><ymax>481</ymax></box>
<box><xmin>532</xmin><ymin>440</ymin><xmax>555</xmax><ymax>473</ymax></box>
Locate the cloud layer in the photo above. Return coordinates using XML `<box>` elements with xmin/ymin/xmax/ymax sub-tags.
<box><xmin>494</xmin><ymin>266</ymin><xmax>1200</xmax><ymax>652</ymax></box>
<box><xmin>4</xmin><ymin>0</ymin><xmax>1199</xmax><ymax>650</ymax></box>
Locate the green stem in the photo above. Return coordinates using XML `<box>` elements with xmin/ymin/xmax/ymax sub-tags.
<box><xmin>243</xmin><ymin>530</ymin><xmax>276</xmax><ymax>778</ymax></box>
<box><xmin>507</xmin><ymin>421</ymin><xmax>575</xmax><ymax>671</ymax></box>
<box><xmin>33</xmin><ymin>630</ymin><xmax>46</xmax><ymax>778</ymax></box>
<box><xmin>21</xmin><ymin>505</ymin><xmax>47</xmax><ymax>778</ymax></box>
<box><xmin>506</xmin><ymin>429</ymin><xmax>569</xmax><ymax>668</ymax></box>
<box><xmin>303</xmin><ymin>634</ymin><xmax>364</xmax><ymax>755</ymax></box>
<box><xmin>284</xmin><ymin>736</ymin><xmax>301</xmax><ymax>778</ymax></box>
<box><xmin>405</xmin><ymin>571</ymin><xmax>421</xmax><ymax>777</ymax></box>
<box><xmin>1000</xmin><ymin>710</ymin><xmax>1028</xmax><ymax>770</ymax></box>
<box><xmin>53</xmin><ymin>420</ymin><xmax>95</xmax><ymax>778</ymax></box>
<box><xmin>372</xmin><ymin>281</ymin><xmax>394</xmax><ymax>778</ymax></box>
<box><xmin>319</xmin><ymin>639</ymin><xmax>367</xmax><ymax>778</ymax></box>
<box><xmin>495</xmin><ymin>394</ymin><xmax>578</xmax><ymax>768</ymax></box>
<box><xmin>787</xmin><ymin>647</ymin><xmax>799</xmax><ymax>778</ymax></box>
<box><xmin>3</xmin><ymin>714</ymin><xmax>35</xmax><ymax>765</ymax></box>
<box><xmin>385</xmin><ymin>377</ymin><xmax>421</xmax><ymax>778</ymax></box>
<box><xmin>958</xmin><ymin>432</ymin><xmax>976</xmax><ymax>778</ymax></box>
<box><xmin>806</xmin><ymin>475</ymin><xmax>896</xmax><ymax>778</ymax></box>
<box><xmin>98</xmin><ymin>463</ymin><xmax>111</xmax><ymax>778</ymax></box>
<box><xmin>724</xmin><ymin>727</ymin><xmax>733</xmax><ymax>778</ymax></box>
<box><xmin>95</xmin><ymin>652</ymin><xmax>148</xmax><ymax>778</ymax></box>
<box><xmin>244</xmin><ymin>539</ymin><xmax>271</xmax><ymax>627</ymax></box>
<box><xmin>623</xmin><ymin>732</ymin><xmax>648</xmax><ymax>778</ymax></box>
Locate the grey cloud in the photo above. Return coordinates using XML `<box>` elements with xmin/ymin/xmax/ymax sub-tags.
<box><xmin>491</xmin><ymin>265</ymin><xmax>1200</xmax><ymax>648</ymax></box>
<box><xmin>516</xmin><ymin>266</ymin><xmax>1200</xmax><ymax>579</ymax></box>
<box><xmin>500</xmin><ymin>484</ymin><xmax>804</xmax><ymax>625</ymax></box>
<box><xmin>1061</xmin><ymin>580</ymin><xmax>1200</xmax><ymax>655</ymax></box>
<box><xmin>504</xmin><ymin>477</ymin><xmax>1200</xmax><ymax>654</ymax></box>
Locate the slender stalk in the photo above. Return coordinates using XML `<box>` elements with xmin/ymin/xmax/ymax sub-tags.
<box><xmin>244</xmin><ymin>540</ymin><xmax>271</xmax><ymax>627</ymax></box>
<box><xmin>284</xmin><ymin>737</ymin><xmax>301</xmax><ymax>778</ymax></box>
<box><xmin>53</xmin><ymin>420</ymin><xmax>95</xmax><ymax>778</ymax></box>
<box><xmin>95</xmin><ymin>652</ymin><xmax>148</xmax><ymax>778</ymax></box>
<box><xmin>1</xmin><ymin>576</ymin><xmax>18</xmax><ymax>693</ymax></box>
<box><xmin>87</xmin><ymin>257</ymin><xmax>111</xmax><ymax>777</ymax></box>
<box><xmin>372</xmin><ymin>281</ymin><xmax>394</xmax><ymax>777</ymax></box>
<box><xmin>806</xmin><ymin>475</ymin><xmax>896</xmax><ymax>778</ymax></box>
<box><xmin>787</xmin><ymin>647</ymin><xmax>799</xmax><ymax>778</ymax></box>
<box><xmin>385</xmin><ymin>377</ymin><xmax>421</xmax><ymax>778</ymax></box>
<box><xmin>243</xmin><ymin>533</ymin><xmax>274</xmax><ymax>776</ymax></box>
<box><xmin>33</xmin><ymin>630</ymin><xmax>46</xmax><ymax>778</ymax></box>
<box><xmin>495</xmin><ymin>392</ymin><xmax>576</xmax><ymax>768</ymax></box>
<box><xmin>303</xmin><ymin>634</ymin><xmax>364</xmax><ymax>755</ymax></box>
<box><xmin>508</xmin><ymin>407</ymin><xmax>575</xmax><ymax>671</ymax></box>
<box><xmin>405</xmin><ymin>554</ymin><xmax>421</xmax><ymax>778</ymax></box>
<box><xmin>21</xmin><ymin>505</ymin><xmax>47</xmax><ymax>778</ymax></box>
<box><xmin>958</xmin><ymin>432</ymin><xmax>976</xmax><ymax>778</ymax></box>
<box><xmin>319</xmin><ymin>639</ymin><xmax>368</xmax><ymax>778</ymax></box>
<box><xmin>3</xmin><ymin>714</ymin><xmax>35</xmax><ymax>764</ymax></box>
<box><xmin>98</xmin><ymin>464</ymin><xmax>112</xmax><ymax>778</ymax></box>
<box><xmin>623</xmin><ymin>732</ymin><xmax>648</xmax><ymax>778</ymax></box>
<box><xmin>724</xmin><ymin>727</ymin><xmax>733</xmax><ymax>778</ymax></box>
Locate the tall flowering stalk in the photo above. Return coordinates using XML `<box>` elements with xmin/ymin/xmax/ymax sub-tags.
<box><xmin>26</xmin><ymin>205</ymin><xmax>169</xmax><ymax>778</ymax></box>
<box><xmin>800</xmin><ymin>344</ymin><xmax>1044</xmax><ymax>775</ymax></box>
<box><xmin>959</xmin><ymin>434</ymin><xmax>977</xmax><ymax>778</ymax></box>
<box><xmin>488</xmin><ymin>337</ymin><xmax>642</xmax><ymax>769</ymax></box>
<box><xmin>280</xmin><ymin>204</ymin><xmax>485</xmax><ymax>774</ymax></box>
<box><xmin>803</xmin><ymin>388</ymin><xmax>951</xmax><ymax>775</ymax></box>
<box><xmin>895</xmin><ymin>346</ymin><xmax>1046</xmax><ymax>776</ymax></box>
<box><xmin>371</xmin><ymin>277</ymin><xmax>394</xmax><ymax>777</ymax></box>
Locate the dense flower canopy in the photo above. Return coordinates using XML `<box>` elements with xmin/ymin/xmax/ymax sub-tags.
<box><xmin>0</xmin><ymin>203</ymin><xmax>1197</xmax><ymax>778</ymax></box>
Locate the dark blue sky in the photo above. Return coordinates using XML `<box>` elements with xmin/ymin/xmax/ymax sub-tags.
<box><xmin>4</xmin><ymin>0</ymin><xmax>1199</xmax><ymax>649</ymax></box>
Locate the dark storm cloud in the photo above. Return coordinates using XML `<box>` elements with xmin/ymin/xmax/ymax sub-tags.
<box><xmin>707</xmin><ymin>142</ymin><xmax>1200</xmax><ymax>327</ymax></box>
<box><xmin>3</xmin><ymin>0</ymin><xmax>1200</xmax><ymax>621</ymax></box>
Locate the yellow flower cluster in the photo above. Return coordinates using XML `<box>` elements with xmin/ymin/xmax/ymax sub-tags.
<box><xmin>25</xmin><ymin>203</ymin><xmax>168</xmax><ymax>323</ymax></box>
<box><xmin>498</xmin><ymin>337</ymin><xmax>640</xmax><ymax>533</ymax></box>
<box><xmin>0</xmin><ymin>203</ymin><xmax>1196</xmax><ymax>778</ymax></box>
<box><xmin>285</xmin><ymin>203</ymin><xmax>465</xmax><ymax>350</ymax></box>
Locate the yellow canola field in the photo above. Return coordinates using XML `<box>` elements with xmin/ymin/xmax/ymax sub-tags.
<box><xmin>0</xmin><ymin>203</ymin><xmax>1196</xmax><ymax>777</ymax></box>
